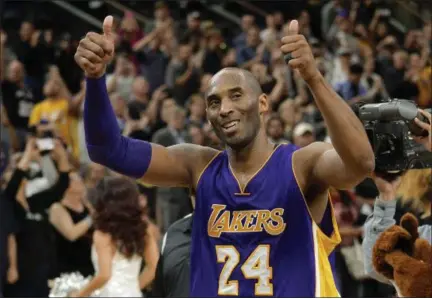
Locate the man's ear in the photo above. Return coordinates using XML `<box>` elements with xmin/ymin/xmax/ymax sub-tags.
<box><xmin>258</xmin><ymin>93</ymin><xmax>269</xmax><ymax>114</ymax></box>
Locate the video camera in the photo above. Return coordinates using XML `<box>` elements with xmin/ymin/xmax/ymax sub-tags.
<box><xmin>354</xmin><ymin>99</ymin><xmax>431</xmax><ymax>173</ymax></box>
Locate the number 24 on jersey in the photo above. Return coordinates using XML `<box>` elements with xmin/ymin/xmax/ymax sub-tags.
<box><xmin>216</xmin><ymin>245</ymin><xmax>273</xmax><ymax>296</ymax></box>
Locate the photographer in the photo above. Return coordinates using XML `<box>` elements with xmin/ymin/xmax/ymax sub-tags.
<box><xmin>362</xmin><ymin>109</ymin><xmax>431</xmax><ymax>285</ymax></box>
<box><xmin>2</xmin><ymin>138</ymin><xmax>71</xmax><ymax>297</ymax></box>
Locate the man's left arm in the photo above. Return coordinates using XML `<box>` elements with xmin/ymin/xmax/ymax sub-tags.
<box><xmin>306</xmin><ymin>75</ymin><xmax>374</xmax><ymax>188</ymax></box>
<box><xmin>282</xmin><ymin>20</ymin><xmax>375</xmax><ymax>190</ymax></box>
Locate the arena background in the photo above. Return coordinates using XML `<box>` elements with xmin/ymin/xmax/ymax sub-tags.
<box><xmin>0</xmin><ymin>0</ymin><xmax>431</xmax><ymax>297</ymax></box>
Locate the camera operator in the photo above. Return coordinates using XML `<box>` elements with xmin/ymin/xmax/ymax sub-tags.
<box><xmin>2</xmin><ymin>137</ymin><xmax>71</xmax><ymax>297</ymax></box>
<box><xmin>362</xmin><ymin>109</ymin><xmax>431</xmax><ymax>286</ymax></box>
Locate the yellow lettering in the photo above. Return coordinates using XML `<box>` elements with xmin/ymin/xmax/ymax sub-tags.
<box><xmin>230</xmin><ymin>211</ymin><xmax>246</xmax><ymax>232</ymax></box>
<box><xmin>253</xmin><ymin>211</ymin><xmax>271</xmax><ymax>232</ymax></box>
<box><xmin>265</xmin><ymin>208</ymin><xmax>286</xmax><ymax>236</ymax></box>
<box><xmin>207</xmin><ymin>205</ymin><xmax>286</xmax><ymax>238</ymax></box>
<box><xmin>244</xmin><ymin>211</ymin><xmax>258</xmax><ymax>232</ymax></box>
<box><xmin>208</xmin><ymin>204</ymin><xmax>227</xmax><ymax>238</ymax></box>
<box><xmin>210</xmin><ymin>211</ymin><xmax>231</xmax><ymax>237</ymax></box>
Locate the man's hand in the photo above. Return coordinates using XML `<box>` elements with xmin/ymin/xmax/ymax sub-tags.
<box><xmin>74</xmin><ymin>16</ymin><xmax>115</xmax><ymax>78</ymax></box>
<box><xmin>7</xmin><ymin>266</ymin><xmax>19</xmax><ymax>284</ymax></box>
<box><xmin>280</xmin><ymin>20</ymin><xmax>321</xmax><ymax>83</ymax></box>
<box><xmin>373</xmin><ymin>174</ymin><xmax>402</xmax><ymax>201</ymax></box>
<box><xmin>413</xmin><ymin>109</ymin><xmax>431</xmax><ymax>151</ymax></box>
<box><xmin>22</xmin><ymin>137</ymin><xmax>40</xmax><ymax>162</ymax></box>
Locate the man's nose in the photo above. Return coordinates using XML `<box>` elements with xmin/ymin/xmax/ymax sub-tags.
<box><xmin>219</xmin><ymin>98</ymin><xmax>234</xmax><ymax>117</ymax></box>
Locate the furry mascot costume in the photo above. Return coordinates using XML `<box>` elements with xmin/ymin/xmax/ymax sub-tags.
<box><xmin>372</xmin><ymin>213</ymin><xmax>432</xmax><ymax>297</ymax></box>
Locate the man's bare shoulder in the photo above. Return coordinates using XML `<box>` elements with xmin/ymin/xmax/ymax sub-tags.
<box><xmin>292</xmin><ymin>141</ymin><xmax>334</xmax><ymax>189</ymax></box>
<box><xmin>165</xmin><ymin>143</ymin><xmax>221</xmax><ymax>181</ymax></box>
<box><xmin>294</xmin><ymin>141</ymin><xmax>333</xmax><ymax>166</ymax></box>
<box><xmin>166</xmin><ymin>143</ymin><xmax>220</xmax><ymax>161</ymax></box>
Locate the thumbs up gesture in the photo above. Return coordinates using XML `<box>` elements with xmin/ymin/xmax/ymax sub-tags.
<box><xmin>280</xmin><ymin>20</ymin><xmax>321</xmax><ymax>83</ymax></box>
<box><xmin>75</xmin><ymin>16</ymin><xmax>115</xmax><ymax>78</ymax></box>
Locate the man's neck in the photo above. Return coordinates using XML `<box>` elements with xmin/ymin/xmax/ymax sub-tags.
<box><xmin>227</xmin><ymin>129</ymin><xmax>275</xmax><ymax>174</ymax></box>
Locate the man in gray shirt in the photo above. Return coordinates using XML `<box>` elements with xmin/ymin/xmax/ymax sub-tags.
<box><xmin>363</xmin><ymin>109</ymin><xmax>431</xmax><ymax>284</ymax></box>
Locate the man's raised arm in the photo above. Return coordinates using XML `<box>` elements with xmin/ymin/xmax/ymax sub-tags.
<box><xmin>75</xmin><ymin>16</ymin><xmax>216</xmax><ymax>188</ymax></box>
<box><xmin>281</xmin><ymin>20</ymin><xmax>375</xmax><ymax>191</ymax></box>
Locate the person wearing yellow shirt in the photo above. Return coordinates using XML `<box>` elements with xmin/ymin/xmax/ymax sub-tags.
<box><xmin>29</xmin><ymin>77</ymin><xmax>79</xmax><ymax>159</ymax></box>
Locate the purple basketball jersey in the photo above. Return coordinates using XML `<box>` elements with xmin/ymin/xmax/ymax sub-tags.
<box><xmin>190</xmin><ymin>144</ymin><xmax>341</xmax><ymax>297</ymax></box>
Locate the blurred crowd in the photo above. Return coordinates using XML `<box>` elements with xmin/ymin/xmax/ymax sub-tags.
<box><xmin>0</xmin><ymin>0</ymin><xmax>431</xmax><ymax>297</ymax></box>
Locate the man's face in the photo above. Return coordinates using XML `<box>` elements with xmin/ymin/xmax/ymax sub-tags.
<box><xmin>8</xmin><ymin>61</ymin><xmax>24</xmax><ymax>83</ymax></box>
<box><xmin>161</xmin><ymin>99</ymin><xmax>176</xmax><ymax>123</ymax></box>
<box><xmin>267</xmin><ymin>119</ymin><xmax>284</xmax><ymax>140</ymax></box>
<box><xmin>132</xmin><ymin>77</ymin><xmax>149</xmax><ymax>98</ymax></box>
<box><xmin>116</xmin><ymin>56</ymin><xmax>132</xmax><ymax>76</ymax></box>
<box><xmin>179</xmin><ymin>44</ymin><xmax>192</xmax><ymax>61</ymax></box>
<box><xmin>20</xmin><ymin>22</ymin><xmax>34</xmax><ymax>41</ymax></box>
<box><xmin>393</xmin><ymin>51</ymin><xmax>407</xmax><ymax>70</ymax></box>
<box><xmin>349</xmin><ymin>73</ymin><xmax>361</xmax><ymax>85</ymax></box>
<box><xmin>205</xmin><ymin>71</ymin><xmax>266</xmax><ymax>149</ymax></box>
<box><xmin>169</xmin><ymin>110</ymin><xmax>186</xmax><ymax>130</ymax></box>
<box><xmin>241</xmin><ymin>15</ymin><xmax>255</xmax><ymax>32</ymax></box>
<box><xmin>188</xmin><ymin>17</ymin><xmax>200</xmax><ymax>31</ymax></box>
<box><xmin>247</xmin><ymin>28</ymin><xmax>260</xmax><ymax>47</ymax></box>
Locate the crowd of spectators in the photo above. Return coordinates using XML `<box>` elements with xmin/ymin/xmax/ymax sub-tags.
<box><xmin>0</xmin><ymin>0</ymin><xmax>430</xmax><ymax>297</ymax></box>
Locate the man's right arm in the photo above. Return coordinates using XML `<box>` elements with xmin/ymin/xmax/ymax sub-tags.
<box><xmin>77</xmin><ymin>16</ymin><xmax>218</xmax><ymax>188</ymax></box>
<box><xmin>84</xmin><ymin>76</ymin><xmax>217</xmax><ymax>188</ymax></box>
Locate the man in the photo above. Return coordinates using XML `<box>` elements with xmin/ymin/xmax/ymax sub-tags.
<box><xmin>334</xmin><ymin>63</ymin><xmax>367</xmax><ymax>104</ymax></box>
<box><xmin>152</xmin><ymin>213</ymin><xmax>192</xmax><ymax>297</ymax></box>
<box><xmin>165</xmin><ymin>42</ymin><xmax>200</xmax><ymax>106</ymax></box>
<box><xmin>266</xmin><ymin>115</ymin><xmax>288</xmax><ymax>144</ymax></box>
<box><xmin>1</xmin><ymin>60</ymin><xmax>36</xmax><ymax>150</ymax></box>
<box><xmin>75</xmin><ymin>16</ymin><xmax>374</xmax><ymax>296</ymax></box>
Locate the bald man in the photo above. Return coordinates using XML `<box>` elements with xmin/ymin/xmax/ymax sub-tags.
<box><xmin>75</xmin><ymin>16</ymin><xmax>374</xmax><ymax>297</ymax></box>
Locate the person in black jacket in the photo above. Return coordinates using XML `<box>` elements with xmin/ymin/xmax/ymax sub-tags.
<box><xmin>151</xmin><ymin>213</ymin><xmax>192</xmax><ymax>298</ymax></box>
<box><xmin>2</xmin><ymin>138</ymin><xmax>71</xmax><ymax>297</ymax></box>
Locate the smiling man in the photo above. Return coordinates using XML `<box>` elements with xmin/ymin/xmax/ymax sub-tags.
<box><xmin>75</xmin><ymin>16</ymin><xmax>374</xmax><ymax>297</ymax></box>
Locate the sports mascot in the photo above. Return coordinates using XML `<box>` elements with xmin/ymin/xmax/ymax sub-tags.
<box><xmin>372</xmin><ymin>213</ymin><xmax>432</xmax><ymax>297</ymax></box>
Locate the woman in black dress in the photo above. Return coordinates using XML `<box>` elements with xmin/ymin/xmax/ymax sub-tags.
<box><xmin>49</xmin><ymin>172</ymin><xmax>94</xmax><ymax>277</ymax></box>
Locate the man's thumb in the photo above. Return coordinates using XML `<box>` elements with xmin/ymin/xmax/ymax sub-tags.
<box><xmin>288</xmin><ymin>20</ymin><xmax>299</xmax><ymax>36</ymax></box>
<box><xmin>103</xmin><ymin>15</ymin><xmax>114</xmax><ymax>39</ymax></box>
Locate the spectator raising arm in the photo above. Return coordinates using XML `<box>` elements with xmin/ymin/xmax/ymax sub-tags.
<box><xmin>49</xmin><ymin>203</ymin><xmax>92</xmax><ymax>241</ymax></box>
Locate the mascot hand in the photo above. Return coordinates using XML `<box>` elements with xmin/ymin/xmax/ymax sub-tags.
<box><xmin>372</xmin><ymin>225</ymin><xmax>412</xmax><ymax>279</ymax></box>
<box><xmin>373</xmin><ymin>213</ymin><xmax>432</xmax><ymax>297</ymax></box>
<box><xmin>385</xmin><ymin>247</ymin><xmax>432</xmax><ymax>297</ymax></box>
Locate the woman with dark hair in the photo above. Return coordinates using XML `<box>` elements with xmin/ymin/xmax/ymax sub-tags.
<box><xmin>74</xmin><ymin>176</ymin><xmax>158</xmax><ymax>297</ymax></box>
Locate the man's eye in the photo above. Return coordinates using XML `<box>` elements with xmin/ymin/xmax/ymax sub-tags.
<box><xmin>209</xmin><ymin>100</ymin><xmax>219</xmax><ymax>107</ymax></box>
<box><xmin>232</xmin><ymin>93</ymin><xmax>242</xmax><ymax>99</ymax></box>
